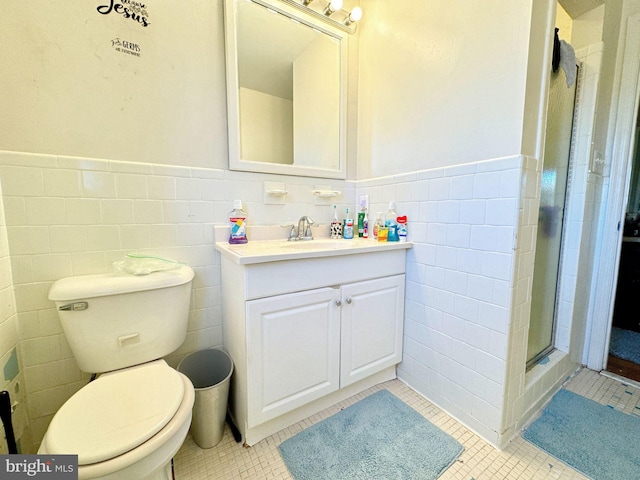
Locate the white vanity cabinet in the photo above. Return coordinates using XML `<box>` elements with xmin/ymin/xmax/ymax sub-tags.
<box><xmin>246</xmin><ymin>275</ymin><xmax>404</xmax><ymax>428</ymax></box>
<box><xmin>246</xmin><ymin>287</ymin><xmax>341</xmax><ymax>426</ymax></box>
<box><xmin>339</xmin><ymin>275</ymin><xmax>405</xmax><ymax>387</ymax></box>
<box><xmin>215</xmin><ymin>239</ymin><xmax>411</xmax><ymax>446</ymax></box>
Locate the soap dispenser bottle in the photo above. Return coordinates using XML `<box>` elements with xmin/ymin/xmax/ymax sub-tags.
<box><xmin>385</xmin><ymin>202</ymin><xmax>399</xmax><ymax>242</ymax></box>
<box><xmin>373</xmin><ymin>212</ymin><xmax>384</xmax><ymax>240</ymax></box>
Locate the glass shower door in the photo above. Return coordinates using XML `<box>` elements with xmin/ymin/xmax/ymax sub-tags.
<box><xmin>527</xmin><ymin>65</ymin><xmax>577</xmax><ymax>366</ymax></box>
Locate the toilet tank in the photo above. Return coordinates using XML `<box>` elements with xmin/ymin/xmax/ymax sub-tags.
<box><xmin>48</xmin><ymin>266</ymin><xmax>195</xmax><ymax>374</ymax></box>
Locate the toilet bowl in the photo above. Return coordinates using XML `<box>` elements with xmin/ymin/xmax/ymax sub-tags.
<box><xmin>39</xmin><ymin>265</ymin><xmax>196</xmax><ymax>480</ymax></box>
<box><xmin>39</xmin><ymin>361</ymin><xmax>195</xmax><ymax>480</ymax></box>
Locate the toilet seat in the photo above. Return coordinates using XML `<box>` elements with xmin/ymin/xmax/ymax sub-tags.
<box><xmin>45</xmin><ymin>362</ymin><xmax>185</xmax><ymax>465</ymax></box>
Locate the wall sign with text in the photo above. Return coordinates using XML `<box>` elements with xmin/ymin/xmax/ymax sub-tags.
<box><xmin>97</xmin><ymin>0</ymin><xmax>149</xmax><ymax>59</ymax></box>
<box><xmin>97</xmin><ymin>0</ymin><xmax>150</xmax><ymax>28</ymax></box>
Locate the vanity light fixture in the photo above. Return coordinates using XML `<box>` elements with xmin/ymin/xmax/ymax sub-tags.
<box><xmin>277</xmin><ymin>0</ymin><xmax>362</xmax><ymax>34</ymax></box>
<box><xmin>323</xmin><ymin>0</ymin><xmax>342</xmax><ymax>16</ymax></box>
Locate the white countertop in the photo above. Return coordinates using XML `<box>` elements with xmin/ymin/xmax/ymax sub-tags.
<box><xmin>215</xmin><ymin>237</ymin><xmax>413</xmax><ymax>265</ymax></box>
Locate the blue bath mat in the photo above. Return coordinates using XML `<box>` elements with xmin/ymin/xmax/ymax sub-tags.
<box><xmin>610</xmin><ymin>326</ymin><xmax>640</xmax><ymax>365</ymax></box>
<box><xmin>523</xmin><ymin>388</ymin><xmax>640</xmax><ymax>480</ymax></box>
<box><xmin>278</xmin><ymin>389</ymin><xmax>463</xmax><ymax>480</ymax></box>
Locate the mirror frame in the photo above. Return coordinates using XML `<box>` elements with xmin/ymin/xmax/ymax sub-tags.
<box><xmin>223</xmin><ymin>0</ymin><xmax>348</xmax><ymax>179</ymax></box>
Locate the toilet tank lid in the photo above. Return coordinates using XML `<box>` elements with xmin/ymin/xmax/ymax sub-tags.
<box><xmin>49</xmin><ymin>266</ymin><xmax>194</xmax><ymax>301</ymax></box>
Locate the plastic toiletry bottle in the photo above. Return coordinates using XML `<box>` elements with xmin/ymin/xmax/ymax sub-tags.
<box><xmin>228</xmin><ymin>200</ymin><xmax>248</xmax><ymax>244</ymax></box>
<box><xmin>357</xmin><ymin>199</ymin><xmax>366</xmax><ymax>237</ymax></box>
<box><xmin>397</xmin><ymin>215</ymin><xmax>407</xmax><ymax>242</ymax></box>
<box><xmin>330</xmin><ymin>205</ymin><xmax>343</xmax><ymax>239</ymax></box>
<box><xmin>373</xmin><ymin>212</ymin><xmax>384</xmax><ymax>240</ymax></box>
<box><xmin>343</xmin><ymin>208</ymin><xmax>354</xmax><ymax>239</ymax></box>
<box><xmin>385</xmin><ymin>202</ymin><xmax>399</xmax><ymax>242</ymax></box>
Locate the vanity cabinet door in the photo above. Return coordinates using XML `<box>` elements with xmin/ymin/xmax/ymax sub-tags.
<box><xmin>246</xmin><ymin>287</ymin><xmax>340</xmax><ymax>427</ymax></box>
<box><xmin>340</xmin><ymin>275</ymin><xmax>405</xmax><ymax>387</ymax></box>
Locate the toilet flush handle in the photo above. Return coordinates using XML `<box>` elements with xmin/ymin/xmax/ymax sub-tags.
<box><xmin>58</xmin><ymin>302</ymin><xmax>89</xmax><ymax>311</ymax></box>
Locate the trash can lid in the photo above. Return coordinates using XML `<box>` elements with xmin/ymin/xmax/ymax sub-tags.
<box><xmin>45</xmin><ymin>362</ymin><xmax>185</xmax><ymax>465</ymax></box>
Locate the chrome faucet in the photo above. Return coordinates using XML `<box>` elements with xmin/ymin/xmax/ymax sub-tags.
<box><xmin>296</xmin><ymin>216</ymin><xmax>315</xmax><ymax>241</ymax></box>
<box><xmin>281</xmin><ymin>216</ymin><xmax>316</xmax><ymax>241</ymax></box>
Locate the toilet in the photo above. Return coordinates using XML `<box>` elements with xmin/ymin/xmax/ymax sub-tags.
<box><xmin>38</xmin><ymin>265</ymin><xmax>196</xmax><ymax>480</ymax></box>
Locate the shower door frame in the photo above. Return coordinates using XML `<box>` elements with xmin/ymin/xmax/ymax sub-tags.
<box><xmin>527</xmin><ymin>62</ymin><xmax>579</xmax><ymax>369</ymax></box>
<box><xmin>587</xmin><ymin>12</ymin><xmax>640</xmax><ymax>372</ymax></box>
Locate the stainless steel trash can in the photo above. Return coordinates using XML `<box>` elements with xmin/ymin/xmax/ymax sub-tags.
<box><xmin>177</xmin><ymin>348</ymin><xmax>234</xmax><ymax>449</ymax></box>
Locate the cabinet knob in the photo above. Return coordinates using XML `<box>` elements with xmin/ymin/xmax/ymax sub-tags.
<box><xmin>335</xmin><ymin>300</ymin><xmax>342</xmax><ymax>306</ymax></box>
<box><xmin>346</xmin><ymin>298</ymin><xmax>352</xmax><ymax>304</ymax></box>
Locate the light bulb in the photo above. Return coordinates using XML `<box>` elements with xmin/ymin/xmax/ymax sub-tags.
<box><xmin>324</xmin><ymin>0</ymin><xmax>342</xmax><ymax>15</ymax></box>
<box><xmin>348</xmin><ymin>6</ymin><xmax>362</xmax><ymax>23</ymax></box>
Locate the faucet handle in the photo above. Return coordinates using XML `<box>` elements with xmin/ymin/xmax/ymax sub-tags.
<box><xmin>280</xmin><ymin>224</ymin><xmax>297</xmax><ymax>240</ymax></box>
<box><xmin>303</xmin><ymin>217</ymin><xmax>315</xmax><ymax>238</ymax></box>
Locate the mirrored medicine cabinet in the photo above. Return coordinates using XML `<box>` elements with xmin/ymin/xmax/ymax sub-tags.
<box><xmin>223</xmin><ymin>0</ymin><xmax>348</xmax><ymax>179</ymax></box>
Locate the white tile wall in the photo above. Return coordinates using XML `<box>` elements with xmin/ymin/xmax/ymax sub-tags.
<box><xmin>380</xmin><ymin>151</ymin><xmax>589</xmax><ymax>448</ymax></box>
<box><xmin>0</xmin><ymin>134</ymin><xmax>597</xmax><ymax>453</ymax></box>
<box><xmin>0</xmin><ymin>181</ymin><xmax>31</xmax><ymax>454</ymax></box>
<box><xmin>359</xmin><ymin>156</ymin><xmax>520</xmax><ymax>445</ymax></box>
<box><xmin>0</xmin><ymin>150</ymin><xmax>355</xmax><ymax>453</ymax></box>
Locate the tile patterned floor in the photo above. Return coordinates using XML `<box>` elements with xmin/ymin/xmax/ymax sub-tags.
<box><xmin>174</xmin><ymin>367</ymin><xmax>637</xmax><ymax>479</ymax></box>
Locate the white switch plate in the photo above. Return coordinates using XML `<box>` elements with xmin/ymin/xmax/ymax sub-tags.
<box><xmin>359</xmin><ymin>194</ymin><xmax>369</xmax><ymax>211</ymax></box>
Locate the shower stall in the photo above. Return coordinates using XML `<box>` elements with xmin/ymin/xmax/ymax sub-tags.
<box><xmin>527</xmin><ymin>52</ymin><xmax>578</xmax><ymax>367</ymax></box>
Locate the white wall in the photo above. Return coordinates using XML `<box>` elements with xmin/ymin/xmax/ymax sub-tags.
<box><xmin>355</xmin><ymin>0</ymin><xmax>608</xmax><ymax>447</ymax></box>
<box><xmin>0</xmin><ymin>1</ymin><xmax>227</xmax><ymax>169</ymax></box>
<box><xmin>356</xmin><ymin>1</ymin><xmax>546</xmax><ymax>445</ymax></box>
<box><xmin>571</xmin><ymin>5</ymin><xmax>604</xmax><ymax>48</ymax></box>
<box><xmin>356</xmin><ymin>0</ymin><xmax>534</xmax><ymax>179</ymax></box>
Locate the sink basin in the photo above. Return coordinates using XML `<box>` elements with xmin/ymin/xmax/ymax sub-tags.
<box><xmin>215</xmin><ymin>237</ymin><xmax>411</xmax><ymax>264</ymax></box>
